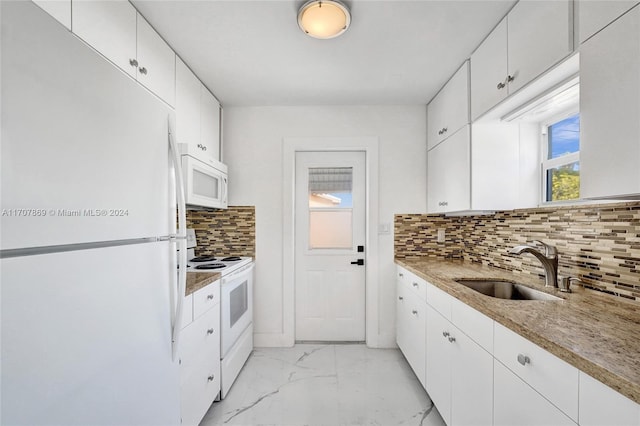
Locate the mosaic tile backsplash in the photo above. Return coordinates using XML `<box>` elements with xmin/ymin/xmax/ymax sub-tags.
<box><xmin>186</xmin><ymin>206</ymin><xmax>256</xmax><ymax>258</ymax></box>
<box><xmin>395</xmin><ymin>202</ymin><xmax>640</xmax><ymax>302</ymax></box>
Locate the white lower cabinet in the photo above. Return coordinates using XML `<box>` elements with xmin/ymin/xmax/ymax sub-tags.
<box><xmin>494</xmin><ymin>322</ymin><xmax>579</xmax><ymax>422</ymax></box>
<box><xmin>396</xmin><ymin>272</ymin><xmax>426</xmax><ymax>388</ymax></box>
<box><xmin>426</xmin><ymin>305</ymin><xmax>452</xmax><ymax>423</ymax></box>
<box><xmin>180</xmin><ymin>279</ymin><xmax>221</xmax><ymax>426</ymax></box>
<box><xmin>494</xmin><ymin>360</ymin><xmax>577</xmax><ymax>426</ymax></box>
<box><xmin>426</xmin><ymin>303</ymin><xmax>493</xmax><ymax>426</ymax></box>
<box><xmin>395</xmin><ymin>265</ymin><xmax>640</xmax><ymax>426</ymax></box>
<box><xmin>579</xmin><ymin>372</ymin><xmax>640</xmax><ymax>426</ymax></box>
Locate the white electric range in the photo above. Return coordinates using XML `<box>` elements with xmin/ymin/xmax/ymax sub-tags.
<box><xmin>184</xmin><ymin>229</ymin><xmax>254</xmax><ymax>400</ymax></box>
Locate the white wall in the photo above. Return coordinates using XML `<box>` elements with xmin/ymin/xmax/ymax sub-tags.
<box><xmin>223</xmin><ymin>105</ymin><xmax>427</xmax><ymax>348</ymax></box>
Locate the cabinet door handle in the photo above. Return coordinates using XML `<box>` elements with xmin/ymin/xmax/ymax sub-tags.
<box><xmin>442</xmin><ymin>331</ymin><xmax>450</xmax><ymax>337</ymax></box>
<box><xmin>398</xmin><ymin>296</ymin><xmax>404</xmax><ymax>301</ymax></box>
<box><xmin>507</xmin><ymin>75</ymin><xmax>515</xmax><ymax>83</ymax></box>
<box><xmin>448</xmin><ymin>336</ymin><xmax>456</xmax><ymax>343</ymax></box>
<box><xmin>129</xmin><ymin>58</ymin><xmax>138</xmax><ymax>67</ymax></box>
<box><xmin>399</xmin><ymin>273</ymin><xmax>404</xmax><ymax>278</ymax></box>
<box><xmin>138</xmin><ymin>66</ymin><xmax>148</xmax><ymax>75</ymax></box>
<box><xmin>497</xmin><ymin>81</ymin><xmax>506</xmax><ymax>90</ymax></box>
<box><xmin>438</xmin><ymin>201</ymin><xmax>449</xmax><ymax>207</ymax></box>
<box><xmin>207</xmin><ymin>294</ymin><xmax>214</xmax><ymax>300</ymax></box>
<box><xmin>208</xmin><ymin>375</ymin><xmax>215</xmax><ymax>382</ymax></box>
<box><xmin>411</xmin><ymin>310</ymin><xmax>418</xmax><ymax>315</ymax></box>
<box><xmin>412</xmin><ymin>282</ymin><xmax>419</xmax><ymax>288</ymax></box>
<box><xmin>517</xmin><ymin>354</ymin><xmax>530</xmax><ymax>366</ymax></box>
<box><xmin>197</xmin><ymin>143</ymin><xmax>207</xmax><ymax>151</ymax></box>
<box><xmin>207</xmin><ymin>328</ymin><xmax>214</xmax><ymax>335</ymax></box>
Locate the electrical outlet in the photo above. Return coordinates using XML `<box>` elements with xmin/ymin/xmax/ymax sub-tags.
<box><xmin>437</xmin><ymin>229</ymin><xmax>446</xmax><ymax>243</ymax></box>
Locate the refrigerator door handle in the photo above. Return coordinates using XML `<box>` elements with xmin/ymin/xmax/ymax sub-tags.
<box><xmin>168</xmin><ymin>118</ymin><xmax>187</xmax><ymax>362</ymax></box>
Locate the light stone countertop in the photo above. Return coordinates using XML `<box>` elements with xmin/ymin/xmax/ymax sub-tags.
<box><xmin>395</xmin><ymin>258</ymin><xmax>640</xmax><ymax>405</ymax></box>
<box><xmin>185</xmin><ymin>271</ymin><xmax>220</xmax><ymax>296</ymax></box>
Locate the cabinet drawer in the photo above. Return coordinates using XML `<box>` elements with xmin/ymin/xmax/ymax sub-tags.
<box><xmin>193</xmin><ymin>279</ymin><xmax>220</xmax><ymax>319</ymax></box>
<box><xmin>494</xmin><ymin>322</ymin><xmax>579</xmax><ymax>421</ymax></box>
<box><xmin>579</xmin><ymin>371</ymin><xmax>640</xmax><ymax>426</ymax></box>
<box><xmin>426</xmin><ymin>282</ymin><xmax>452</xmax><ymax>320</ymax></box>
<box><xmin>180</xmin><ymin>304</ymin><xmax>220</xmax><ymax>380</ymax></box>
<box><xmin>397</xmin><ymin>266</ymin><xmax>426</xmax><ymax>301</ymax></box>
<box><xmin>494</xmin><ymin>360</ymin><xmax>577</xmax><ymax>426</ymax></box>
<box><xmin>450</xmin><ymin>296</ymin><xmax>493</xmax><ymax>353</ymax></box>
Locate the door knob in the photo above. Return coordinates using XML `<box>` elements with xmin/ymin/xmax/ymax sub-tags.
<box><xmin>350</xmin><ymin>259</ymin><xmax>365</xmax><ymax>266</ymax></box>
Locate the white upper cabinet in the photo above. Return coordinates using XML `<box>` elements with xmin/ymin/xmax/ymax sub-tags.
<box><xmin>176</xmin><ymin>57</ymin><xmax>221</xmax><ymax>165</ymax></box>
<box><xmin>427</xmin><ymin>125</ymin><xmax>471</xmax><ymax>213</ymax></box>
<box><xmin>200</xmin><ymin>86</ymin><xmax>221</xmax><ymax>162</ymax></box>
<box><xmin>507</xmin><ymin>0</ymin><xmax>573</xmax><ymax>94</ymax></box>
<box><xmin>578</xmin><ymin>0</ymin><xmax>640</xmax><ymax>44</ymax></box>
<box><xmin>176</xmin><ymin>58</ymin><xmax>202</xmax><ymax>150</ymax></box>
<box><xmin>72</xmin><ymin>0</ymin><xmax>137</xmax><ymax>78</ymax></box>
<box><xmin>471</xmin><ymin>18</ymin><xmax>508</xmax><ymax>121</ymax></box>
<box><xmin>471</xmin><ymin>1</ymin><xmax>573</xmax><ymax>120</ymax></box>
<box><xmin>136</xmin><ymin>14</ymin><xmax>176</xmax><ymax>107</ymax></box>
<box><xmin>33</xmin><ymin>0</ymin><xmax>71</xmax><ymax>30</ymax></box>
<box><xmin>72</xmin><ymin>0</ymin><xmax>175</xmax><ymax>106</ymax></box>
<box><xmin>428</xmin><ymin>61</ymin><xmax>470</xmax><ymax>150</ymax></box>
<box><xmin>580</xmin><ymin>4</ymin><xmax>640</xmax><ymax>199</ymax></box>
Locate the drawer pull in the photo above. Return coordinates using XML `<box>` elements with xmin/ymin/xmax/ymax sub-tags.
<box><xmin>398</xmin><ymin>296</ymin><xmax>404</xmax><ymax>301</ymax></box>
<box><xmin>207</xmin><ymin>294</ymin><xmax>214</xmax><ymax>300</ymax></box>
<box><xmin>207</xmin><ymin>328</ymin><xmax>214</xmax><ymax>335</ymax></box>
<box><xmin>207</xmin><ymin>375</ymin><xmax>215</xmax><ymax>382</ymax></box>
<box><xmin>399</xmin><ymin>273</ymin><xmax>404</xmax><ymax>278</ymax></box>
<box><xmin>448</xmin><ymin>336</ymin><xmax>456</xmax><ymax>343</ymax></box>
<box><xmin>442</xmin><ymin>331</ymin><xmax>450</xmax><ymax>337</ymax></box>
<box><xmin>412</xmin><ymin>282</ymin><xmax>419</xmax><ymax>288</ymax></box>
<box><xmin>412</xmin><ymin>310</ymin><xmax>418</xmax><ymax>315</ymax></box>
<box><xmin>517</xmin><ymin>354</ymin><xmax>531</xmax><ymax>366</ymax></box>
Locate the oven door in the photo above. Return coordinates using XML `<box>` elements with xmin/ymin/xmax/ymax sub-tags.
<box><xmin>221</xmin><ymin>263</ymin><xmax>253</xmax><ymax>357</ymax></box>
<box><xmin>182</xmin><ymin>155</ymin><xmax>227</xmax><ymax>209</ymax></box>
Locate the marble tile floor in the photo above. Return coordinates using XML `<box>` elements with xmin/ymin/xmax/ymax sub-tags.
<box><xmin>200</xmin><ymin>344</ymin><xmax>446</xmax><ymax>426</ymax></box>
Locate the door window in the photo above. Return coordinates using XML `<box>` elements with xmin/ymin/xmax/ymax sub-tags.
<box><xmin>308</xmin><ymin>167</ymin><xmax>353</xmax><ymax>249</ymax></box>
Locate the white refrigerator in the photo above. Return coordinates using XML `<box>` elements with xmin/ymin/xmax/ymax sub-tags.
<box><xmin>1</xmin><ymin>2</ymin><xmax>186</xmax><ymax>425</ymax></box>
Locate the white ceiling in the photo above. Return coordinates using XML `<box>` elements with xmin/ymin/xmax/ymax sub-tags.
<box><xmin>132</xmin><ymin>0</ymin><xmax>517</xmax><ymax>106</ymax></box>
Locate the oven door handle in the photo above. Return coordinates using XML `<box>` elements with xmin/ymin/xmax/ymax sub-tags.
<box><xmin>222</xmin><ymin>262</ymin><xmax>254</xmax><ymax>283</ymax></box>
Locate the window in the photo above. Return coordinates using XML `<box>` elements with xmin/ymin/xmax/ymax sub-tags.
<box><xmin>542</xmin><ymin>113</ymin><xmax>580</xmax><ymax>202</ymax></box>
<box><xmin>308</xmin><ymin>167</ymin><xmax>353</xmax><ymax>249</ymax></box>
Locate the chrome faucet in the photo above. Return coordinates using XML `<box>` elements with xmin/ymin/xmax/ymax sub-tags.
<box><xmin>509</xmin><ymin>240</ymin><xmax>559</xmax><ymax>288</ymax></box>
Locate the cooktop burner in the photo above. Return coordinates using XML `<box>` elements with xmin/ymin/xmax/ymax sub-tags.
<box><xmin>194</xmin><ymin>263</ymin><xmax>226</xmax><ymax>270</ymax></box>
<box><xmin>221</xmin><ymin>256</ymin><xmax>242</xmax><ymax>262</ymax></box>
<box><xmin>190</xmin><ymin>255</ymin><xmax>217</xmax><ymax>262</ymax></box>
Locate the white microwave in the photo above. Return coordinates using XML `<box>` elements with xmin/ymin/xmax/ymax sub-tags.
<box><xmin>181</xmin><ymin>155</ymin><xmax>228</xmax><ymax>209</ymax></box>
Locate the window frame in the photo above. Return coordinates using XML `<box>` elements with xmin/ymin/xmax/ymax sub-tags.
<box><xmin>540</xmin><ymin>108</ymin><xmax>581</xmax><ymax>204</ymax></box>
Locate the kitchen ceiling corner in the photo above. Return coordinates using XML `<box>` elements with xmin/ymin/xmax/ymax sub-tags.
<box><xmin>131</xmin><ymin>0</ymin><xmax>516</xmax><ymax>106</ymax></box>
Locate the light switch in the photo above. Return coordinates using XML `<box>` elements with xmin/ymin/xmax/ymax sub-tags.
<box><xmin>378</xmin><ymin>223</ymin><xmax>391</xmax><ymax>235</ymax></box>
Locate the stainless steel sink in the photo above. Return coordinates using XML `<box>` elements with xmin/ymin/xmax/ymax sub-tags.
<box><xmin>455</xmin><ymin>279</ymin><xmax>562</xmax><ymax>301</ymax></box>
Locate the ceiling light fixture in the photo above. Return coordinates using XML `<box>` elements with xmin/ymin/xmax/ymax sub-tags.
<box><xmin>297</xmin><ymin>0</ymin><xmax>351</xmax><ymax>39</ymax></box>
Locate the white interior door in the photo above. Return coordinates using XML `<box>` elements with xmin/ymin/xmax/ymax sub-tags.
<box><xmin>295</xmin><ymin>151</ymin><xmax>366</xmax><ymax>342</ymax></box>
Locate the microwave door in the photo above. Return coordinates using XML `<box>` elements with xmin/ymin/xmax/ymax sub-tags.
<box><xmin>183</xmin><ymin>156</ymin><xmax>223</xmax><ymax>209</ymax></box>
